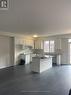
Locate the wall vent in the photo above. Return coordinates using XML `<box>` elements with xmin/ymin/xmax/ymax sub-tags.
<box><xmin>0</xmin><ymin>0</ymin><xmax>9</xmax><ymax>10</ymax></box>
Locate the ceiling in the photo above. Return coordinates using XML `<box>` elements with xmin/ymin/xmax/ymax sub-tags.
<box><xmin>0</xmin><ymin>0</ymin><xmax>71</xmax><ymax>37</ymax></box>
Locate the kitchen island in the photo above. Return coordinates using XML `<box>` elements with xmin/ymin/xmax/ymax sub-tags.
<box><xmin>31</xmin><ymin>57</ymin><xmax>52</xmax><ymax>73</ymax></box>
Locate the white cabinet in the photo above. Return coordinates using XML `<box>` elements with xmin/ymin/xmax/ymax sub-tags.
<box><xmin>25</xmin><ymin>54</ymin><xmax>31</xmax><ymax>64</ymax></box>
<box><xmin>15</xmin><ymin>37</ymin><xmax>34</xmax><ymax>48</ymax></box>
<box><xmin>31</xmin><ymin>57</ymin><xmax>52</xmax><ymax>73</ymax></box>
<box><xmin>57</xmin><ymin>55</ymin><xmax>61</xmax><ymax>65</ymax></box>
<box><xmin>25</xmin><ymin>39</ymin><xmax>34</xmax><ymax>47</ymax></box>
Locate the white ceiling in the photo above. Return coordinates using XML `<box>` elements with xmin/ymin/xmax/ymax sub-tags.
<box><xmin>0</xmin><ymin>0</ymin><xmax>71</xmax><ymax>37</ymax></box>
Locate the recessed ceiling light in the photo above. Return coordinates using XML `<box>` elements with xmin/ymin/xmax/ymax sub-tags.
<box><xmin>33</xmin><ymin>35</ymin><xmax>38</xmax><ymax>38</ymax></box>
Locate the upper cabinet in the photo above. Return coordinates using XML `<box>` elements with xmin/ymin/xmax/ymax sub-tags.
<box><xmin>15</xmin><ymin>37</ymin><xmax>34</xmax><ymax>48</ymax></box>
<box><xmin>25</xmin><ymin>39</ymin><xmax>34</xmax><ymax>47</ymax></box>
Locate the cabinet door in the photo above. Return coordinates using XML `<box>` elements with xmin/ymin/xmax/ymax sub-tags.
<box><xmin>25</xmin><ymin>54</ymin><xmax>31</xmax><ymax>64</ymax></box>
<box><xmin>25</xmin><ymin>39</ymin><xmax>34</xmax><ymax>47</ymax></box>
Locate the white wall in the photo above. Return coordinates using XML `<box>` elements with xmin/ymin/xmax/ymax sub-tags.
<box><xmin>0</xmin><ymin>36</ymin><xmax>14</xmax><ymax>69</ymax></box>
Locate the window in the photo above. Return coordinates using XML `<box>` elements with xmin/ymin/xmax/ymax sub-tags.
<box><xmin>44</xmin><ymin>41</ymin><xmax>49</xmax><ymax>52</ymax></box>
<box><xmin>44</xmin><ymin>40</ymin><xmax>55</xmax><ymax>53</ymax></box>
<box><xmin>0</xmin><ymin>0</ymin><xmax>8</xmax><ymax>9</ymax></box>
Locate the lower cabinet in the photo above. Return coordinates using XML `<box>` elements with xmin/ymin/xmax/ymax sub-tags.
<box><xmin>25</xmin><ymin>54</ymin><xmax>31</xmax><ymax>64</ymax></box>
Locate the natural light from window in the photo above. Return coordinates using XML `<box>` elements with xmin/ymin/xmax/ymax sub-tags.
<box><xmin>44</xmin><ymin>40</ymin><xmax>55</xmax><ymax>53</ymax></box>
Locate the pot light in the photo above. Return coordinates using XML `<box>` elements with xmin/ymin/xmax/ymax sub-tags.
<box><xmin>33</xmin><ymin>35</ymin><xmax>38</xmax><ymax>38</ymax></box>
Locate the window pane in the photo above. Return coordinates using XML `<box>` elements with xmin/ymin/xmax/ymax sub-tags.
<box><xmin>44</xmin><ymin>40</ymin><xmax>55</xmax><ymax>53</ymax></box>
<box><xmin>68</xmin><ymin>39</ymin><xmax>71</xmax><ymax>43</ymax></box>
<box><xmin>44</xmin><ymin>41</ymin><xmax>49</xmax><ymax>52</ymax></box>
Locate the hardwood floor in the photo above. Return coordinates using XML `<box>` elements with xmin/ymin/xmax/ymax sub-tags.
<box><xmin>0</xmin><ymin>65</ymin><xmax>71</xmax><ymax>95</ymax></box>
